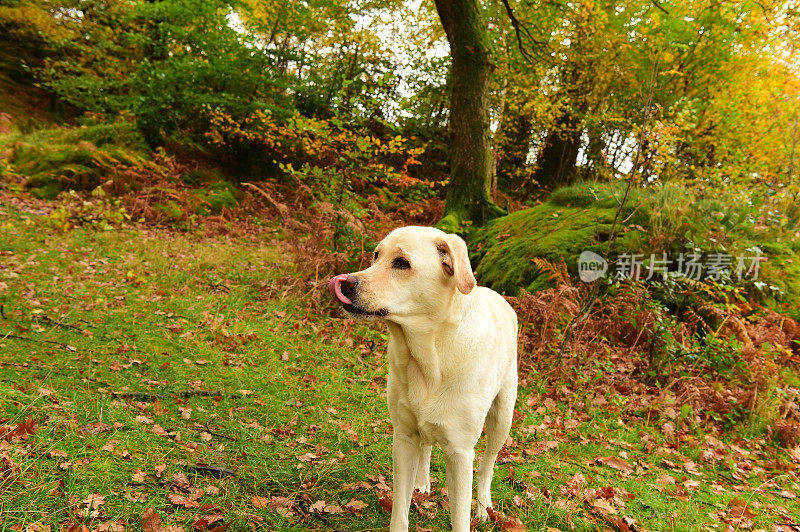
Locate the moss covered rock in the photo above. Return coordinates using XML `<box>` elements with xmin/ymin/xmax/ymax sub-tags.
<box><xmin>469</xmin><ymin>182</ymin><xmax>800</xmax><ymax>318</ymax></box>
<box><xmin>192</xmin><ymin>181</ymin><xmax>238</xmax><ymax>215</ymax></box>
<box><xmin>2</xmin><ymin>120</ymin><xmax>149</xmax><ymax>196</ymax></box>
<box><xmin>470</xmin><ymin>201</ymin><xmax>645</xmax><ymax>295</ymax></box>
<box><xmin>153</xmin><ymin>200</ymin><xmax>184</xmax><ymax>220</ymax></box>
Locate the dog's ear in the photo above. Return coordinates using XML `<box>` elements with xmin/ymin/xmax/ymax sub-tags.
<box><xmin>436</xmin><ymin>234</ymin><xmax>476</xmax><ymax>295</ymax></box>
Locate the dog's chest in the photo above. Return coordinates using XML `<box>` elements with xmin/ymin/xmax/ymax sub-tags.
<box><xmin>395</xmin><ymin>392</ymin><xmax>447</xmax><ymax>445</ymax></box>
<box><xmin>387</xmin><ymin>328</ymin><xmax>459</xmax><ymax>442</ymax></box>
<box><xmin>390</xmin><ymin>361</ymin><xmax>453</xmax><ymax>444</ymax></box>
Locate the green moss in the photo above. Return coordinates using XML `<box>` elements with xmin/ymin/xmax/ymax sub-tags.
<box><xmin>764</xmin><ymin>253</ymin><xmax>800</xmax><ymax>319</ymax></box>
<box><xmin>192</xmin><ymin>182</ymin><xmax>238</xmax><ymax>214</ymax></box>
<box><xmin>182</xmin><ymin>167</ymin><xmax>225</xmax><ymax>186</ymax></box>
<box><xmin>20</xmin><ymin>145</ymin><xmax>106</xmax><ymax>191</ymax></box>
<box><xmin>29</xmin><ymin>183</ymin><xmax>61</xmax><ymax>200</ymax></box>
<box><xmin>153</xmin><ymin>200</ymin><xmax>184</xmax><ymax>220</ymax></box>
<box><xmin>2</xmin><ymin>121</ymin><xmax>149</xmax><ymax>194</ymax></box>
<box><xmin>471</xmin><ymin>201</ymin><xmax>644</xmax><ymax>295</ymax></box>
<box><xmin>435</xmin><ymin>212</ymin><xmax>464</xmax><ymax>234</ymax></box>
<box><xmin>71</xmin><ymin>120</ymin><xmax>150</xmax><ymax>153</ymax></box>
<box><xmin>470</xmin><ymin>181</ymin><xmax>800</xmax><ymax>315</ymax></box>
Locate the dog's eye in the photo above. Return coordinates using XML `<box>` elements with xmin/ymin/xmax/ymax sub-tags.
<box><xmin>392</xmin><ymin>257</ymin><xmax>411</xmax><ymax>270</ymax></box>
<box><xmin>373</xmin><ymin>251</ymin><xmax>379</xmax><ymax>261</ymax></box>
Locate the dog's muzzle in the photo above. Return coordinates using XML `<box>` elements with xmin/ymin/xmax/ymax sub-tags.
<box><xmin>329</xmin><ymin>274</ymin><xmax>387</xmax><ymax>317</ymax></box>
<box><xmin>329</xmin><ymin>273</ymin><xmax>356</xmax><ymax>305</ymax></box>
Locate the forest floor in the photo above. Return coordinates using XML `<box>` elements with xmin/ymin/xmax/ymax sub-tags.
<box><xmin>1</xmin><ymin>192</ymin><xmax>799</xmax><ymax>532</ymax></box>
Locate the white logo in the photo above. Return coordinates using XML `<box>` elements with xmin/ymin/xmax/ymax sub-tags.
<box><xmin>578</xmin><ymin>251</ymin><xmax>607</xmax><ymax>282</ymax></box>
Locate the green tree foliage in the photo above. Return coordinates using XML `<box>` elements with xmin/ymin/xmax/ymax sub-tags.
<box><xmin>0</xmin><ymin>0</ymin><xmax>797</xmax><ymax>215</ymax></box>
<box><xmin>492</xmin><ymin>0</ymin><xmax>800</xmax><ymax>202</ymax></box>
<box><xmin>25</xmin><ymin>0</ymin><xmax>297</xmax><ymax>144</ymax></box>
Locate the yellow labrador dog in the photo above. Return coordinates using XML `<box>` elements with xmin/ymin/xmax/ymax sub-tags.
<box><xmin>329</xmin><ymin>226</ymin><xmax>518</xmax><ymax>532</ymax></box>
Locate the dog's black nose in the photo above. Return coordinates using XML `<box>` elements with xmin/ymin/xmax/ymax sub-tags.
<box><xmin>340</xmin><ymin>275</ymin><xmax>359</xmax><ymax>299</ymax></box>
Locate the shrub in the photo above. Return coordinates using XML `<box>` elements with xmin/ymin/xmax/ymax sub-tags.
<box><xmin>40</xmin><ymin>187</ymin><xmax>129</xmax><ymax>231</ymax></box>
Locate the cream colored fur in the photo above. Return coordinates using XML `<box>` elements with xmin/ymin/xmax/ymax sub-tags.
<box><xmin>334</xmin><ymin>226</ymin><xmax>518</xmax><ymax>532</ymax></box>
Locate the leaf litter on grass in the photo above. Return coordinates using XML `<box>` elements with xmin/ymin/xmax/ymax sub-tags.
<box><xmin>1</xmin><ymin>192</ymin><xmax>800</xmax><ymax>531</ymax></box>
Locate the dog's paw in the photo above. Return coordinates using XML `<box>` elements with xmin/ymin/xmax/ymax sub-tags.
<box><xmin>414</xmin><ymin>479</ymin><xmax>431</xmax><ymax>494</ymax></box>
<box><xmin>476</xmin><ymin>504</ymin><xmax>490</xmax><ymax>521</ymax></box>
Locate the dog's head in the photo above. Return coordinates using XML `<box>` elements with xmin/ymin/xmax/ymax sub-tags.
<box><xmin>328</xmin><ymin>226</ymin><xmax>476</xmax><ymax>323</ymax></box>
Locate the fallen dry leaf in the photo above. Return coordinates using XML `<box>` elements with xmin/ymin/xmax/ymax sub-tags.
<box><xmin>345</xmin><ymin>498</ymin><xmax>368</xmax><ymax>512</ymax></box>
<box><xmin>268</xmin><ymin>496</ymin><xmax>295</xmax><ymax>517</ymax></box>
<box><xmin>597</xmin><ymin>456</ymin><xmax>633</xmax><ymax>473</ymax></box>
<box><xmin>141</xmin><ymin>507</ymin><xmax>164</xmax><ymax>532</ymax></box>
<box><xmin>169</xmin><ymin>493</ymin><xmax>200</xmax><ymax>509</ymax></box>
<box><xmin>592</xmin><ymin>499</ymin><xmax>617</xmax><ymax>515</ymax></box>
<box><xmin>378</xmin><ymin>496</ymin><xmax>393</xmax><ymax>513</ymax></box>
<box><xmin>683</xmin><ymin>460</ymin><xmax>702</xmax><ymax>476</ymax></box>
<box><xmin>252</xmin><ymin>495</ymin><xmax>268</xmax><ymax>509</ymax></box>
<box><xmin>83</xmin><ymin>493</ymin><xmax>106</xmax><ymax>509</ymax></box>
<box><xmin>192</xmin><ymin>514</ymin><xmax>223</xmax><ymax>530</ymax></box>
<box><xmin>172</xmin><ymin>472</ymin><xmax>190</xmax><ymax>488</ymax></box>
<box><xmin>486</xmin><ymin>506</ymin><xmax>525</xmax><ymax>531</ymax></box>
<box><xmin>77</xmin><ymin>422</ymin><xmax>112</xmax><ymax>435</ymax></box>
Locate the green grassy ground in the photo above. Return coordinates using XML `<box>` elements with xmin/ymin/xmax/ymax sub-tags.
<box><xmin>1</xmin><ymin>200</ymin><xmax>798</xmax><ymax>531</ymax></box>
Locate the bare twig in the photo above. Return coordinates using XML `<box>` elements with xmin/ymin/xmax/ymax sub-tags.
<box><xmin>192</xmin><ymin>464</ymin><xmax>236</xmax><ymax>478</ymax></box>
<box><xmin>205</xmin><ymin>420</ymin><xmax>239</xmax><ymax>442</ymax></box>
<box><xmin>36</xmin><ymin>315</ymin><xmax>82</xmax><ymax>332</ymax></box>
<box><xmin>499</xmin><ymin>0</ymin><xmax>536</xmax><ymax>62</ymax></box>
<box><xmin>650</xmin><ymin>0</ymin><xmax>670</xmax><ymax>14</ymax></box>
<box><xmin>2</xmin><ymin>332</ymin><xmax>75</xmax><ymax>350</ymax></box>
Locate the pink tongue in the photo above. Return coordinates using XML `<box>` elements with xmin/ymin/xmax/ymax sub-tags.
<box><xmin>328</xmin><ymin>274</ymin><xmax>352</xmax><ymax>305</ymax></box>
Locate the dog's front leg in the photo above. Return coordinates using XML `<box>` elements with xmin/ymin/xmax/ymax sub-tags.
<box><xmin>414</xmin><ymin>443</ymin><xmax>432</xmax><ymax>493</ymax></box>
<box><xmin>390</xmin><ymin>432</ymin><xmax>419</xmax><ymax>532</ymax></box>
<box><xmin>444</xmin><ymin>447</ymin><xmax>475</xmax><ymax>532</ymax></box>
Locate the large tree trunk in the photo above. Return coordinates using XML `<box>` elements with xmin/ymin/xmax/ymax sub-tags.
<box><xmin>434</xmin><ymin>0</ymin><xmax>505</xmax><ymax>231</ymax></box>
<box><xmin>530</xmin><ymin>111</ymin><xmax>581</xmax><ymax>190</ymax></box>
<box><xmin>530</xmin><ymin>64</ymin><xmax>587</xmax><ymax>192</ymax></box>
<box><xmin>495</xmin><ymin>92</ymin><xmax>534</xmax><ymax>193</ymax></box>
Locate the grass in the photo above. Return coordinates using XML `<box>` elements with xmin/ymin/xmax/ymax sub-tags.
<box><xmin>1</xmin><ymin>199</ymin><xmax>799</xmax><ymax>531</ymax></box>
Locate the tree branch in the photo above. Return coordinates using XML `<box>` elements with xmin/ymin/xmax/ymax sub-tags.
<box><xmin>499</xmin><ymin>0</ymin><xmax>536</xmax><ymax>62</ymax></box>
<box><xmin>650</xmin><ymin>0</ymin><xmax>670</xmax><ymax>14</ymax></box>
